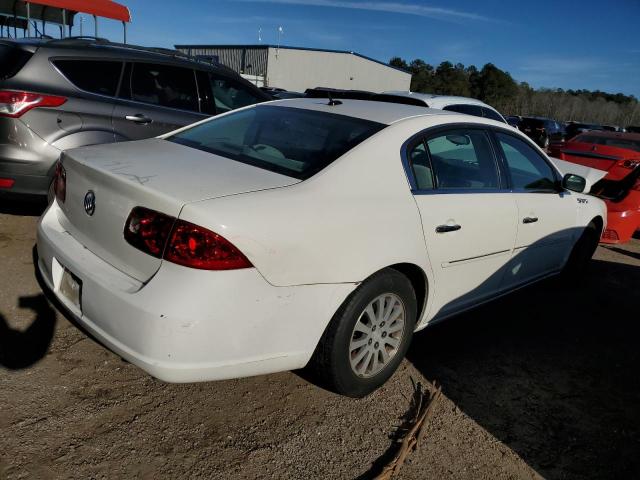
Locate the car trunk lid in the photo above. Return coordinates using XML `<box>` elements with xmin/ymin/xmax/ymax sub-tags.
<box><xmin>57</xmin><ymin>138</ymin><xmax>299</xmax><ymax>282</ymax></box>
<box><xmin>554</xmin><ymin>142</ymin><xmax>639</xmax><ymax>172</ymax></box>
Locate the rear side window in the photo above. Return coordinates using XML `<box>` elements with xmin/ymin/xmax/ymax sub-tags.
<box><xmin>168</xmin><ymin>105</ymin><xmax>385</xmax><ymax>179</ymax></box>
<box><xmin>54</xmin><ymin>59</ymin><xmax>122</xmax><ymax>96</ymax></box>
<box><xmin>0</xmin><ymin>44</ymin><xmax>33</xmax><ymax>79</ymax></box>
<box><xmin>130</xmin><ymin>63</ymin><xmax>198</xmax><ymax>112</ymax></box>
<box><xmin>424</xmin><ymin>129</ymin><xmax>499</xmax><ymax>189</ymax></box>
<box><xmin>408</xmin><ymin>141</ymin><xmax>434</xmax><ymax>190</ymax></box>
<box><xmin>496</xmin><ymin>132</ymin><xmax>557</xmax><ymax>191</ymax></box>
<box><xmin>443</xmin><ymin>104</ymin><xmax>483</xmax><ymax>119</ymax></box>
<box><xmin>481</xmin><ymin>107</ymin><xmax>505</xmax><ymax>123</ymax></box>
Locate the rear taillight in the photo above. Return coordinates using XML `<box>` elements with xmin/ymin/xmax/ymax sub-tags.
<box><xmin>124</xmin><ymin>207</ymin><xmax>175</xmax><ymax>258</ymax></box>
<box><xmin>53</xmin><ymin>162</ymin><xmax>66</xmax><ymax>203</ymax></box>
<box><xmin>602</xmin><ymin>229</ymin><xmax>619</xmax><ymax>241</ymax></box>
<box><xmin>124</xmin><ymin>207</ymin><xmax>253</xmax><ymax>270</ymax></box>
<box><xmin>0</xmin><ymin>90</ymin><xmax>67</xmax><ymax>118</ymax></box>
<box><xmin>619</xmin><ymin>160</ymin><xmax>640</xmax><ymax>169</ymax></box>
<box><xmin>164</xmin><ymin>220</ymin><xmax>253</xmax><ymax>270</ymax></box>
<box><xmin>0</xmin><ymin>178</ymin><xmax>15</xmax><ymax>189</ymax></box>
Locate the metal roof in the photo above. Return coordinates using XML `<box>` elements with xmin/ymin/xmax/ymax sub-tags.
<box><xmin>174</xmin><ymin>44</ymin><xmax>411</xmax><ymax>75</ymax></box>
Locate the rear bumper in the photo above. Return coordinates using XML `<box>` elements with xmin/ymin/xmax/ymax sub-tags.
<box><xmin>0</xmin><ymin>117</ymin><xmax>60</xmax><ymax>197</ymax></box>
<box><xmin>600</xmin><ymin>209</ymin><xmax>640</xmax><ymax>244</ymax></box>
<box><xmin>36</xmin><ymin>202</ymin><xmax>355</xmax><ymax>382</ymax></box>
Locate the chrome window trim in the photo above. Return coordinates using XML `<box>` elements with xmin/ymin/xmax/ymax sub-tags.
<box><xmin>401</xmin><ymin>122</ymin><xmax>508</xmax><ymax>194</ymax></box>
<box><xmin>401</xmin><ymin>122</ymin><xmax>567</xmax><ymax>196</ymax></box>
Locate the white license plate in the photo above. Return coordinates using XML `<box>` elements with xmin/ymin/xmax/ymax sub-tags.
<box><xmin>59</xmin><ymin>267</ymin><xmax>82</xmax><ymax>312</ymax></box>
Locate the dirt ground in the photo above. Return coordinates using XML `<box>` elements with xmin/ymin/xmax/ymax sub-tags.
<box><xmin>1</xmin><ymin>202</ymin><xmax>639</xmax><ymax>480</ymax></box>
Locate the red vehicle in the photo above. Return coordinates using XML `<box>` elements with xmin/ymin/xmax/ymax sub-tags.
<box><xmin>549</xmin><ymin>131</ymin><xmax>640</xmax><ymax>244</ymax></box>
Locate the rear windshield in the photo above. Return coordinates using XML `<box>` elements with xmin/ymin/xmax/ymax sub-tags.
<box><xmin>168</xmin><ymin>105</ymin><xmax>385</xmax><ymax>179</ymax></box>
<box><xmin>0</xmin><ymin>44</ymin><xmax>33</xmax><ymax>79</ymax></box>
<box><xmin>575</xmin><ymin>135</ymin><xmax>640</xmax><ymax>152</ymax></box>
<box><xmin>520</xmin><ymin>118</ymin><xmax>545</xmax><ymax>128</ymax></box>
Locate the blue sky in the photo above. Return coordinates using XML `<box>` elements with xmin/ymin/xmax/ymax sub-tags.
<box><xmin>97</xmin><ymin>0</ymin><xmax>640</xmax><ymax>97</ymax></box>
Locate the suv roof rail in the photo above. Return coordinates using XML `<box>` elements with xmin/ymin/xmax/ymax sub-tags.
<box><xmin>45</xmin><ymin>36</ymin><xmax>224</xmax><ymax>65</ymax></box>
<box><xmin>48</xmin><ymin>36</ymin><xmax>111</xmax><ymax>43</ymax></box>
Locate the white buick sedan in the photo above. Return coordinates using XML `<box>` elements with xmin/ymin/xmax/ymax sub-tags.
<box><xmin>37</xmin><ymin>99</ymin><xmax>605</xmax><ymax>397</ymax></box>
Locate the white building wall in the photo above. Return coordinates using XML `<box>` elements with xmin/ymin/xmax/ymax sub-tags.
<box><xmin>266</xmin><ymin>48</ymin><xmax>410</xmax><ymax>92</ymax></box>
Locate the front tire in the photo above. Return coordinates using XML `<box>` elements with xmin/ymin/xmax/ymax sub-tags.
<box><xmin>309</xmin><ymin>268</ymin><xmax>417</xmax><ymax>398</ymax></box>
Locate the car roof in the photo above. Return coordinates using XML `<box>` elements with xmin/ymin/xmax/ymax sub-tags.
<box><xmin>266</xmin><ymin>98</ymin><xmax>471</xmax><ymax>125</ymax></box>
<box><xmin>382</xmin><ymin>91</ymin><xmax>493</xmax><ymax>109</ymax></box>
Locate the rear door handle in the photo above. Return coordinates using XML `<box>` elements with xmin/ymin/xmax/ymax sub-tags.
<box><xmin>523</xmin><ymin>216</ymin><xmax>539</xmax><ymax>224</ymax></box>
<box><xmin>435</xmin><ymin>224</ymin><xmax>462</xmax><ymax>233</ymax></box>
<box><xmin>125</xmin><ymin>114</ymin><xmax>152</xmax><ymax>125</ymax></box>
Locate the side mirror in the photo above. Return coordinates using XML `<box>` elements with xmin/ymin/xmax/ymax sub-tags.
<box><xmin>562</xmin><ymin>173</ymin><xmax>586</xmax><ymax>193</ymax></box>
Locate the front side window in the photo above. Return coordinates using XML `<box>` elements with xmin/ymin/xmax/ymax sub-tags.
<box><xmin>168</xmin><ymin>105</ymin><xmax>385</xmax><ymax>179</ymax></box>
<box><xmin>54</xmin><ymin>59</ymin><xmax>122</xmax><ymax>96</ymax></box>
<box><xmin>130</xmin><ymin>63</ymin><xmax>198</xmax><ymax>112</ymax></box>
<box><xmin>496</xmin><ymin>132</ymin><xmax>557</xmax><ymax>191</ymax></box>
<box><xmin>210</xmin><ymin>74</ymin><xmax>263</xmax><ymax>114</ymax></box>
<box><xmin>424</xmin><ymin>129</ymin><xmax>499</xmax><ymax>189</ymax></box>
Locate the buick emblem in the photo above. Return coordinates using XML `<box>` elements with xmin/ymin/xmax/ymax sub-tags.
<box><xmin>84</xmin><ymin>190</ymin><xmax>96</xmax><ymax>216</ymax></box>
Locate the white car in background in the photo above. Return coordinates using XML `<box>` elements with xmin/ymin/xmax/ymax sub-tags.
<box><xmin>381</xmin><ymin>91</ymin><xmax>507</xmax><ymax>123</ymax></box>
<box><xmin>37</xmin><ymin>98</ymin><xmax>605</xmax><ymax>397</ymax></box>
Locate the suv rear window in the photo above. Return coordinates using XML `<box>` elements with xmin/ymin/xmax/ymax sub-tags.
<box><xmin>0</xmin><ymin>44</ymin><xmax>33</xmax><ymax>79</ymax></box>
<box><xmin>54</xmin><ymin>59</ymin><xmax>122</xmax><ymax>96</ymax></box>
<box><xmin>520</xmin><ymin>118</ymin><xmax>545</xmax><ymax>128</ymax></box>
<box><xmin>168</xmin><ymin>105</ymin><xmax>385</xmax><ymax>179</ymax></box>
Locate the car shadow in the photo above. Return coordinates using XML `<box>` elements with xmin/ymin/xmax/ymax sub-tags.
<box><xmin>0</xmin><ymin>294</ymin><xmax>56</xmax><ymax>370</ymax></box>
<box><xmin>0</xmin><ymin>198</ymin><xmax>47</xmax><ymax>217</ymax></box>
<box><xmin>602</xmin><ymin>245</ymin><xmax>640</xmax><ymax>261</ymax></box>
<box><xmin>407</xmin><ymin>258</ymin><xmax>640</xmax><ymax>479</ymax></box>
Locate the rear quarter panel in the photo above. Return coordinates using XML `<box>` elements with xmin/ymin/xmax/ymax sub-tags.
<box><xmin>178</xmin><ymin>119</ymin><xmax>437</xmax><ymax>288</ymax></box>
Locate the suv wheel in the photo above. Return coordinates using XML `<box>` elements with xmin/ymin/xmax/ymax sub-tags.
<box><xmin>309</xmin><ymin>268</ymin><xmax>417</xmax><ymax>398</ymax></box>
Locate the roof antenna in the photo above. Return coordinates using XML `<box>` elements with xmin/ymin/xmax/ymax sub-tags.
<box><xmin>327</xmin><ymin>91</ymin><xmax>342</xmax><ymax>106</ymax></box>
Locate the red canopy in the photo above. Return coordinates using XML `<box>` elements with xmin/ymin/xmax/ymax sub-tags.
<box><xmin>25</xmin><ymin>0</ymin><xmax>130</xmax><ymax>22</ymax></box>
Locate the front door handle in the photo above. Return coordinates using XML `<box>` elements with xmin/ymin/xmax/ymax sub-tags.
<box><xmin>125</xmin><ymin>114</ymin><xmax>153</xmax><ymax>125</ymax></box>
<box><xmin>435</xmin><ymin>224</ymin><xmax>462</xmax><ymax>233</ymax></box>
<box><xmin>523</xmin><ymin>216</ymin><xmax>539</xmax><ymax>224</ymax></box>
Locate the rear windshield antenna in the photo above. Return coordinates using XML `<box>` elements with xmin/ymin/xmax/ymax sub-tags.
<box><xmin>327</xmin><ymin>92</ymin><xmax>342</xmax><ymax>106</ymax></box>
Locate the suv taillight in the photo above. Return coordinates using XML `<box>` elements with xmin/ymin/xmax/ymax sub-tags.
<box><xmin>124</xmin><ymin>207</ymin><xmax>253</xmax><ymax>270</ymax></box>
<box><xmin>53</xmin><ymin>161</ymin><xmax>66</xmax><ymax>203</ymax></box>
<box><xmin>0</xmin><ymin>90</ymin><xmax>67</xmax><ymax>118</ymax></box>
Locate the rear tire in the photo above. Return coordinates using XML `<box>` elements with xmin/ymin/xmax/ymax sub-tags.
<box><xmin>309</xmin><ymin>268</ymin><xmax>417</xmax><ymax>398</ymax></box>
<box><xmin>562</xmin><ymin>221</ymin><xmax>600</xmax><ymax>277</ymax></box>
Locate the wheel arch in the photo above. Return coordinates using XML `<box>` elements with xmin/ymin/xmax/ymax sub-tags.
<box><xmin>591</xmin><ymin>215</ymin><xmax>604</xmax><ymax>234</ymax></box>
<box><xmin>387</xmin><ymin>262</ymin><xmax>429</xmax><ymax>325</ymax></box>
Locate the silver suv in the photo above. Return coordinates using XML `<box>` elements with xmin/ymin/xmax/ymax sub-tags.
<box><xmin>0</xmin><ymin>37</ymin><xmax>269</xmax><ymax>199</ymax></box>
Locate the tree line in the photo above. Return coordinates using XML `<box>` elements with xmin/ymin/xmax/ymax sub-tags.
<box><xmin>389</xmin><ymin>57</ymin><xmax>640</xmax><ymax>127</ymax></box>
